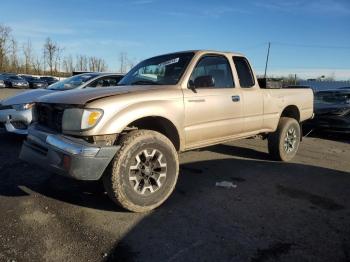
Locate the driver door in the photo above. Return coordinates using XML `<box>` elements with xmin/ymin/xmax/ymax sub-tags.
<box><xmin>183</xmin><ymin>55</ymin><xmax>243</xmax><ymax>149</ymax></box>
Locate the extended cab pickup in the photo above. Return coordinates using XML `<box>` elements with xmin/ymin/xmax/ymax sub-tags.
<box><xmin>20</xmin><ymin>50</ymin><xmax>314</xmax><ymax>212</ymax></box>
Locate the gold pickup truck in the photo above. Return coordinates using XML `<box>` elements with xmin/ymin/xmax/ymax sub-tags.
<box><xmin>20</xmin><ymin>50</ymin><xmax>314</xmax><ymax>212</ymax></box>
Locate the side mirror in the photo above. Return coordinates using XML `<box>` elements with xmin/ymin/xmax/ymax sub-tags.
<box><xmin>194</xmin><ymin>75</ymin><xmax>215</xmax><ymax>88</ymax></box>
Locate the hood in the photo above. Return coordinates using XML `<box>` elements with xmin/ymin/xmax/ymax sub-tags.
<box><xmin>1</xmin><ymin>89</ymin><xmax>55</xmax><ymax>106</ymax></box>
<box><xmin>37</xmin><ymin>85</ymin><xmax>165</xmax><ymax>105</ymax></box>
<box><xmin>29</xmin><ymin>79</ymin><xmax>47</xmax><ymax>84</ymax></box>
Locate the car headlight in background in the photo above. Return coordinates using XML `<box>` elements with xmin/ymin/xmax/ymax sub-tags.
<box><xmin>62</xmin><ymin>108</ymin><xmax>103</xmax><ymax>131</ymax></box>
<box><xmin>0</xmin><ymin>80</ymin><xmax>5</xmax><ymax>87</ymax></box>
<box><xmin>12</xmin><ymin>103</ymin><xmax>35</xmax><ymax>111</ymax></box>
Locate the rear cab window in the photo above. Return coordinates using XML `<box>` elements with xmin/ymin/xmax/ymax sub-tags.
<box><xmin>232</xmin><ymin>56</ymin><xmax>255</xmax><ymax>88</ymax></box>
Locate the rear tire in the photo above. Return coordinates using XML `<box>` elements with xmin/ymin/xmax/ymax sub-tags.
<box><xmin>268</xmin><ymin>117</ymin><xmax>301</xmax><ymax>161</ymax></box>
<box><xmin>103</xmin><ymin>130</ymin><xmax>179</xmax><ymax>212</ymax></box>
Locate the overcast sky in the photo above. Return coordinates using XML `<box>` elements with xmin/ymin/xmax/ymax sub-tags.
<box><xmin>1</xmin><ymin>0</ymin><xmax>350</xmax><ymax>79</ymax></box>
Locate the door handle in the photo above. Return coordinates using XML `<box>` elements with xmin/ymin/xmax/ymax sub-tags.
<box><xmin>188</xmin><ymin>99</ymin><xmax>206</xmax><ymax>102</ymax></box>
<box><xmin>231</xmin><ymin>95</ymin><xmax>240</xmax><ymax>102</ymax></box>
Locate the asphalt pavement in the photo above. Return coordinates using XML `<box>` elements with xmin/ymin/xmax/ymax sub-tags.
<box><xmin>0</xmin><ymin>89</ymin><xmax>28</xmax><ymax>101</ymax></box>
<box><xmin>0</xmin><ymin>132</ymin><xmax>349</xmax><ymax>262</ymax></box>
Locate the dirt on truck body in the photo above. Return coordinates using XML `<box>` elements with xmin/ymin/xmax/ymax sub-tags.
<box><xmin>20</xmin><ymin>50</ymin><xmax>314</xmax><ymax>212</ymax></box>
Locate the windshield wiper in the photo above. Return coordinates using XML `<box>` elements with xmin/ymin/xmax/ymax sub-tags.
<box><xmin>130</xmin><ymin>80</ymin><xmax>160</xmax><ymax>85</ymax></box>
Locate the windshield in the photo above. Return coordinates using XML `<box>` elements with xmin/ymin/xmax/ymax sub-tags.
<box><xmin>22</xmin><ymin>76</ymin><xmax>39</xmax><ymax>81</ymax></box>
<box><xmin>7</xmin><ymin>75</ymin><xmax>23</xmax><ymax>80</ymax></box>
<box><xmin>119</xmin><ymin>52</ymin><xmax>195</xmax><ymax>86</ymax></box>
<box><xmin>47</xmin><ymin>73</ymin><xmax>99</xmax><ymax>90</ymax></box>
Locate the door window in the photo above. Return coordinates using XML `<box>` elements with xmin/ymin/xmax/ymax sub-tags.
<box><xmin>189</xmin><ymin>56</ymin><xmax>234</xmax><ymax>88</ymax></box>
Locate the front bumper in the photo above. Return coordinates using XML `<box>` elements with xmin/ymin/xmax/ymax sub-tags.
<box><xmin>0</xmin><ymin>108</ymin><xmax>33</xmax><ymax>135</ymax></box>
<box><xmin>19</xmin><ymin>125</ymin><xmax>119</xmax><ymax>180</ymax></box>
<box><xmin>31</xmin><ymin>83</ymin><xmax>48</xmax><ymax>89</ymax></box>
<box><xmin>12</xmin><ymin>83</ymin><xmax>29</xmax><ymax>89</ymax></box>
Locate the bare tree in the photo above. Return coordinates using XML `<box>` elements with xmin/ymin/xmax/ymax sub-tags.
<box><xmin>76</xmin><ymin>55</ymin><xmax>88</xmax><ymax>71</ymax></box>
<box><xmin>54</xmin><ymin>46</ymin><xmax>63</xmax><ymax>74</ymax></box>
<box><xmin>99</xmin><ymin>59</ymin><xmax>108</xmax><ymax>72</ymax></box>
<box><xmin>62</xmin><ymin>55</ymin><xmax>74</xmax><ymax>73</ymax></box>
<box><xmin>121</xmin><ymin>53</ymin><xmax>136</xmax><ymax>73</ymax></box>
<box><xmin>9</xmin><ymin>38</ymin><xmax>19</xmax><ymax>73</ymax></box>
<box><xmin>32</xmin><ymin>56</ymin><xmax>43</xmax><ymax>75</ymax></box>
<box><xmin>88</xmin><ymin>56</ymin><xmax>108</xmax><ymax>72</ymax></box>
<box><xmin>0</xmin><ymin>24</ymin><xmax>11</xmax><ymax>71</ymax></box>
<box><xmin>0</xmin><ymin>23</ymin><xmax>111</xmax><ymax>76</ymax></box>
<box><xmin>88</xmin><ymin>56</ymin><xmax>98</xmax><ymax>72</ymax></box>
<box><xmin>118</xmin><ymin>52</ymin><xmax>128</xmax><ymax>73</ymax></box>
<box><xmin>22</xmin><ymin>39</ymin><xmax>33</xmax><ymax>74</ymax></box>
<box><xmin>126</xmin><ymin>57</ymin><xmax>137</xmax><ymax>71</ymax></box>
<box><xmin>43</xmin><ymin>37</ymin><xmax>60</xmax><ymax>75</ymax></box>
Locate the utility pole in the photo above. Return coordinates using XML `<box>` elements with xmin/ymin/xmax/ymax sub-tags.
<box><xmin>264</xmin><ymin>42</ymin><xmax>271</xmax><ymax>79</ymax></box>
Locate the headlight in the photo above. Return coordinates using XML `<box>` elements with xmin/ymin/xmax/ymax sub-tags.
<box><xmin>62</xmin><ymin>108</ymin><xmax>103</xmax><ymax>131</ymax></box>
<box><xmin>0</xmin><ymin>80</ymin><xmax>5</xmax><ymax>87</ymax></box>
<box><xmin>12</xmin><ymin>103</ymin><xmax>35</xmax><ymax>111</ymax></box>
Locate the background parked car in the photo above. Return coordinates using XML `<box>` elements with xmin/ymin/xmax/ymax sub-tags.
<box><xmin>46</xmin><ymin>72</ymin><xmax>123</xmax><ymax>90</ymax></box>
<box><xmin>0</xmin><ymin>72</ymin><xmax>124</xmax><ymax>135</ymax></box>
<box><xmin>20</xmin><ymin>75</ymin><xmax>48</xmax><ymax>89</ymax></box>
<box><xmin>0</xmin><ymin>74</ymin><xmax>29</xmax><ymax>88</ymax></box>
<box><xmin>305</xmin><ymin>88</ymin><xmax>350</xmax><ymax>133</ymax></box>
<box><xmin>39</xmin><ymin>76</ymin><xmax>58</xmax><ymax>85</ymax></box>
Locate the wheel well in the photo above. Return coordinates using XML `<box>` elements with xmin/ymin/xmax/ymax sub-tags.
<box><xmin>281</xmin><ymin>105</ymin><xmax>300</xmax><ymax>122</ymax></box>
<box><xmin>125</xmin><ymin>116</ymin><xmax>181</xmax><ymax>151</ymax></box>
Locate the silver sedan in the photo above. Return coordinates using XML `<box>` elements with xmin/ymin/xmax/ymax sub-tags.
<box><xmin>0</xmin><ymin>73</ymin><xmax>124</xmax><ymax>135</ymax></box>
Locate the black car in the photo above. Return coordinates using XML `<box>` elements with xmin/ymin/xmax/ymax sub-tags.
<box><xmin>0</xmin><ymin>74</ymin><xmax>29</xmax><ymax>89</ymax></box>
<box><xmin>20</xmin><ymin>75</ymin><xmax>48</xmax><ymax>89</ymax></box>
<box><xmin>39</xmin><ymin>76</ymin><xmax>58</xmax><ymax>86</ymax></box>
<box><xmin>306</xmin><ymin>89</ymin><xmax>350</xmax><ymax>133</ymax></box>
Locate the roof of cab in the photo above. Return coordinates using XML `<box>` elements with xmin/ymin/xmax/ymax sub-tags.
<box><xmin>152</xmin><ymin>50</ymin><xmax>245</xmax><ymax>58</ymax></box>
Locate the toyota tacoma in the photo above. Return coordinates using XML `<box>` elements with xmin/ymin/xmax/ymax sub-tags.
<box><xmin>20</xmin><ymin>50</ymin><xmax>314</xmax><ymax>212</ymax></box>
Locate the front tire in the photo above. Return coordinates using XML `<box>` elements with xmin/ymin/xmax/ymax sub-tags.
<box><xmin>103</xmin><ymin>130</ymin><xmax>179</xmax><ymax>212</ymax></box>
<box><xmin>268</xmin><ymin>117</ymin><xmax>301</xmax><ymax>161</ymax></box>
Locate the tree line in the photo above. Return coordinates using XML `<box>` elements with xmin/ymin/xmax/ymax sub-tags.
<box><xmin>0</xmin><ymin>24</ymin><xmax>133</xmax><ymax>77</ymax></box>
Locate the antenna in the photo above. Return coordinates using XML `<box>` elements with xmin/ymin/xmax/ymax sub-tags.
<box><xmin>264</xmin><ymin>42</ymin><xmax>271</xmax><ymax>78</ymax></box>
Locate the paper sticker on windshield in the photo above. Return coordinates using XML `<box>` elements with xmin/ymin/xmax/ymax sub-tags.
<box><xmin>158</xmin><ymin>57</ymin><xmax>179</xmax><ymax>67</ymax></box>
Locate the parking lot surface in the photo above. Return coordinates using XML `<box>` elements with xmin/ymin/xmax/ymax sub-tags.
<box><xmin>0</xmin><ymin>133</ymin><xmax>349</xmax><ymax>262</ymax></box>
<box><xmin>0</xmin><ymin>89</ymin><xmax>28</xmax><ymax>101</ymax></box>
